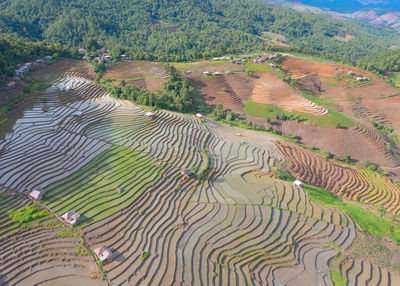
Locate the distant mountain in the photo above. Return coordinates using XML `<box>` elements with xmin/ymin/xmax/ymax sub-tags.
<box><xmin>265</xmin><ymin>0</ymin><xmax>400</xmax><ymax>32</ymax></box>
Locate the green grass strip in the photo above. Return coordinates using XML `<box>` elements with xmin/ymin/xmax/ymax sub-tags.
<box><xmin>303</xmin><ymin>184</ymin><xmax>400</xmax><ymax>243</ymax></box>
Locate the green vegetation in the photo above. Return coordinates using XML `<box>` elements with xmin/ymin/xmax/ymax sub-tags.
<box><xmin>9</xmin><ymin>205</ymin><xmax>49</xmax><ymax>223</ymax></box>
<box><xmin>141</xmin><ymin>251</ymin><xmax>150</xmax><ymax>261</ymax></box>
<box><xmin>211</xmin><ymin>104</ymin><xmax>236</xmax><ymax>122</ymax></box>
<box><xmin>303</xmin><ymin>184</ymin><xmax>400</xmax><ymax>243</ymax></box>
<box><xmin>244</xmin><ymin>97</ymin><xmax>353</xmax><ymax>129</ymax></box>
<box><xmin>24</xmin><ymin>78</ymin><xmax>51</xmax><ymax>92</ymax></box>
<box><xmin>244</xmin><ymin>62</ymin><xmax>272</xmax><ymax>71</ymax></box>
<box><xmin>330</xmin><ymin>269</ymin><xmax>347</xmax><ymax>286</ymax></box>
<box><xmin>56</xmin><ymin>228</ymin><xmax>78</xmax><ymax>237</ymax></box>
<box><xmin>0</xmin><ymin>0</ymin><xmax>399</xmax><ymax>69</ymax></box>
<box><xmin>103</xmin><ymin>65</ymin><xmax>203</xmax><ymax>113</ymax></box>
<box><xmin>0</xmin><ymin>34</ymin><xmax>75</xmax><ymax>84</ymax></box>
<box><xmin>371</xmin><ymin>120</ymin><xmax>398</xmax><ymax>144</ymax></box>
<box><xmin>274</xmin><ymin>168</ymin><xmax>295</xmax><ymax>182</ymax></box>
<box><xmin>43</xmin><ymin>145</ymin><xmax>166</xmax><ymax>226</ymax></box>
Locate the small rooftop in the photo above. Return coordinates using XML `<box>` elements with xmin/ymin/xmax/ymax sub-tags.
<box><xmin>293</xmin><ymin>180</ymin><xmax>303</xmax><ymax>187</ymax></box>
<box><xmin>94</xmin><ymin>246</ymin><xmax>113</xmax><ymax>262</ymax></box>
<box><xmin>29</xmin><ymin>189</ymin><xmax>45</xmax><ymax>201</ymax></box>
<box><xmin>62</xmin><ymin>211</ymin><xmax>80</xmax><ymax>225</ymax></box>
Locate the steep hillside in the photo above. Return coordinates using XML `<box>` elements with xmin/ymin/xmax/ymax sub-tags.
<box><xmin>0</xmin><ymin>0</ymin><xmax>400</xmax><ymax>63</ymax></box>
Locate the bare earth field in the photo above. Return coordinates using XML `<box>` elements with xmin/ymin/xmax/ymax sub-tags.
<box><xmin>252</xmin><ymin>71</ymin><xmax>327</xmax><ymax>115</ymax></box>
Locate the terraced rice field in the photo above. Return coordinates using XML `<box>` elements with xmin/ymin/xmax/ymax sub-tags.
<box><xmin>1</xmin><ymin>60</ymin><xmax>400</xmax><ymax>285</ymax></box>
<box><xmin>277</xmin><ymin>141</ymin><xmax>400</xmax><ymax>215</ymax></box>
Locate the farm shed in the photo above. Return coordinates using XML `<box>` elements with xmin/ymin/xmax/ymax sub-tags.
<box><xmin>145</xmin><ymin>112</ymin><xmax>156</xmax><ymax>119</ymax></box>
<box><xmin>94</xmin><ymin>246</ymin><xmax>113</xmax><ymax>262</ymax></box>
<box><xmin>62</xmin><ymin>211</ymin><xmax>80</xmax><ymax>225</ymax></box>
<box><xmin>293</xmin><ymin>180</ymin><xmax>303</xmax><ymax>187</ymax></box>
<box><xmin>29</xmin><ymin>189</ymin><xmax>45</xmax><ymax>201</ymax></box>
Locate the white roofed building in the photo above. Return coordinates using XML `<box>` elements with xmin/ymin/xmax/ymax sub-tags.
<box><xmin>62</xmin><ymin>211</ymin><xmax>80</xmax><ymax>225</ymax></box>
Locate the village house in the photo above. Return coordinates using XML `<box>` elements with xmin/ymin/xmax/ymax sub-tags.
<box><xmin>6</xmin><ymin>81</ymin><xmax>16</xmax><ymax>89</ymax></box>
<box><xmin>269</xmin><ymin>63</ymin><xmax>276</xmax><ymax>68</ymax></box>
<box><xmin>62</xmin><ymin>211</ymin><xmax>80</xmax><ymax>225</ymax></box>
<box><xmin>29</xmin><ymin>189</ymin><xmax>45</xmax><ymax>201</ymax></box>
<box><xmin>196</xmin><ymin>113</ymin><xmax>203</xmax><ymax>118</ymax></box>
<box><xmin>94</xmin><ymin>246</ymin><xmax>113</xmax><ymax>262</ymax></box>
<box><xmin>212</xmin><ymin>72</ymin><xmax>221</xmax><ymax>76</ymax></box>
<box><xmin>203</xmin><ymin>71</ymin><xmax>210</xmax><ymax>76</ymax></box>
<box><xmin>347</xmin><ymin>71</ymin><xmax>354</xmax><ymax>76</ymax></box>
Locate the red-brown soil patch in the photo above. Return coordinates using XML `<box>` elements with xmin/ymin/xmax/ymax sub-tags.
<box><xmin>281</xmin><ymin>120</ymin><xmax>397</xmax><ymax>167</ymax></box>
<box><xmin>251</xmin><ymin>72</ymin><xmax>326</xmax><ymax>115</ymax></box>
<box><xmin>103</xmin><ymin>61</ymin><xmax>166</xmax><ymax>80</ymax></box>
<box><xmin>189</xmin><ymin>72</ymin><xmax>253</xmax><ymax>112</ymax></box>
<box><xmin>103</xmin><ymin>61</ymin><xmax>167</xmax><ymax>93</ymax></box>
<box><xmin>282</xmin><ymin>57</ymin><xmax>374</xmax><ymax>78</ymax></box>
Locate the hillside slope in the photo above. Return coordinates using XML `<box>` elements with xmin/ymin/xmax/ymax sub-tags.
<box><xmin>0</xmin><ymin>0</ymin><xmax>399</xmax><ymax>62</ymax></box>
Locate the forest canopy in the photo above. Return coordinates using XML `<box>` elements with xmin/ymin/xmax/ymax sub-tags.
<box><xmin>0</xmin><ymin>0</ymin><xmax>399</xmax><ymax>63</ymax></box>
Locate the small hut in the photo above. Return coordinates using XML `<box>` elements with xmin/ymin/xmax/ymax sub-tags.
<box><xmin>293</xmin><ymin>180</ymin><xmax>303</xmax><ymax>187</ymax></box>
<box><xmin>29</xmin><ymin>189</ymin><xmax>45</xmax><ymax>201</ymax></box>
<box><xmin>62</xmin><ymin>211</ymin><xmax>80</xmax><ymax>225</ymax></box>
<box><xmin>145</xmin><ymin>112</ymin><xmax>156</xmax><ymax>119</ymax></box>
<box><xmin>94</xmin><ymin>246</ymin><xmax>113</xmax><ymax>262</ymax></box>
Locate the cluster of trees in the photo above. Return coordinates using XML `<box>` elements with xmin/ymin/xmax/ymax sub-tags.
<box><xmin>0</xmin><ymin>0</ymin><xmax>400</xmax><ymax>68</ymax></box>
<box><xmin>0</xmin><ymin>34</ymin><xmax>77</xmax><ymax>83</ymax></box>
<box><xmin>102</xmin><ymin>65</ymin><xmax>198</xmax><ymax>113</ymax></box>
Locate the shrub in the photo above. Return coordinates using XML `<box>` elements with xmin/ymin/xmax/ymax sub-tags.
<box><xmin>23</xmin><ymin>85</ymin><xmax>31</xmax><ymax>94</ymax></box>
<box><xmin>141</xmin><ymin>251</ymin><xmax>149</xmax><ymax>261</ymax></box>
<box><xmin>9</xmin><ymin>206</ymin><xmax>48</xmax><ymax>223</ymax></box>
<box><xmin>274</xmin><ymin>168</ymin><xmax>295</xmax><ymax>182</ymax></box>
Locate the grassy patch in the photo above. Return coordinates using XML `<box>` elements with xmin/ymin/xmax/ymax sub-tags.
<box><xmin>244</xmin><ymin>97</ymin><xmax>353</xmax><ymax>129</ymax></box>
<box><xmin>141</xmin><ymin>251</ymin><xmax>149</xmax><ymax>261</ymax></box>
<box><xmin>330</xmin><ymin>269</ymin><xmax>346</xmax><ymax>286</ymax></box>
<box><xmin>56</xmin><ymin>228</ymin><xmax>78</xmax><ymax>237</ymax></box>
<box><xmin>244</xmin><ymin>98</ymin><xmax>311</xmax><ymax>123</ymax></box>
<box><xmin>245</xmin><ymin>62</ymin><xmax>272</xmax><ymax>71</ymax></box>
<box><xmin>200</xmin><ymin>75</ymin><xmax>221</xmax><ymax>79</ymax></box>
<box><xmin>303</xmin><ymin>184</ymin><xmax>400</xmax><ymax>243</ymax></box>
<box><xmin>9</xmin><ymin>206</ymin><xmax>49</xmax><ymax>223</ymax></box>
<box><xmin>326</xmin><ymin>82</ymin><xmax>340</xmax><ymax>86</ymax></box>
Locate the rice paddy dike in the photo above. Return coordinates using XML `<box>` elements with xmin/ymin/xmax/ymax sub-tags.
<box><xmin>1</xmin><ymin>59</ymin><xmax>400</xmax><ymax>285</ymax></box>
